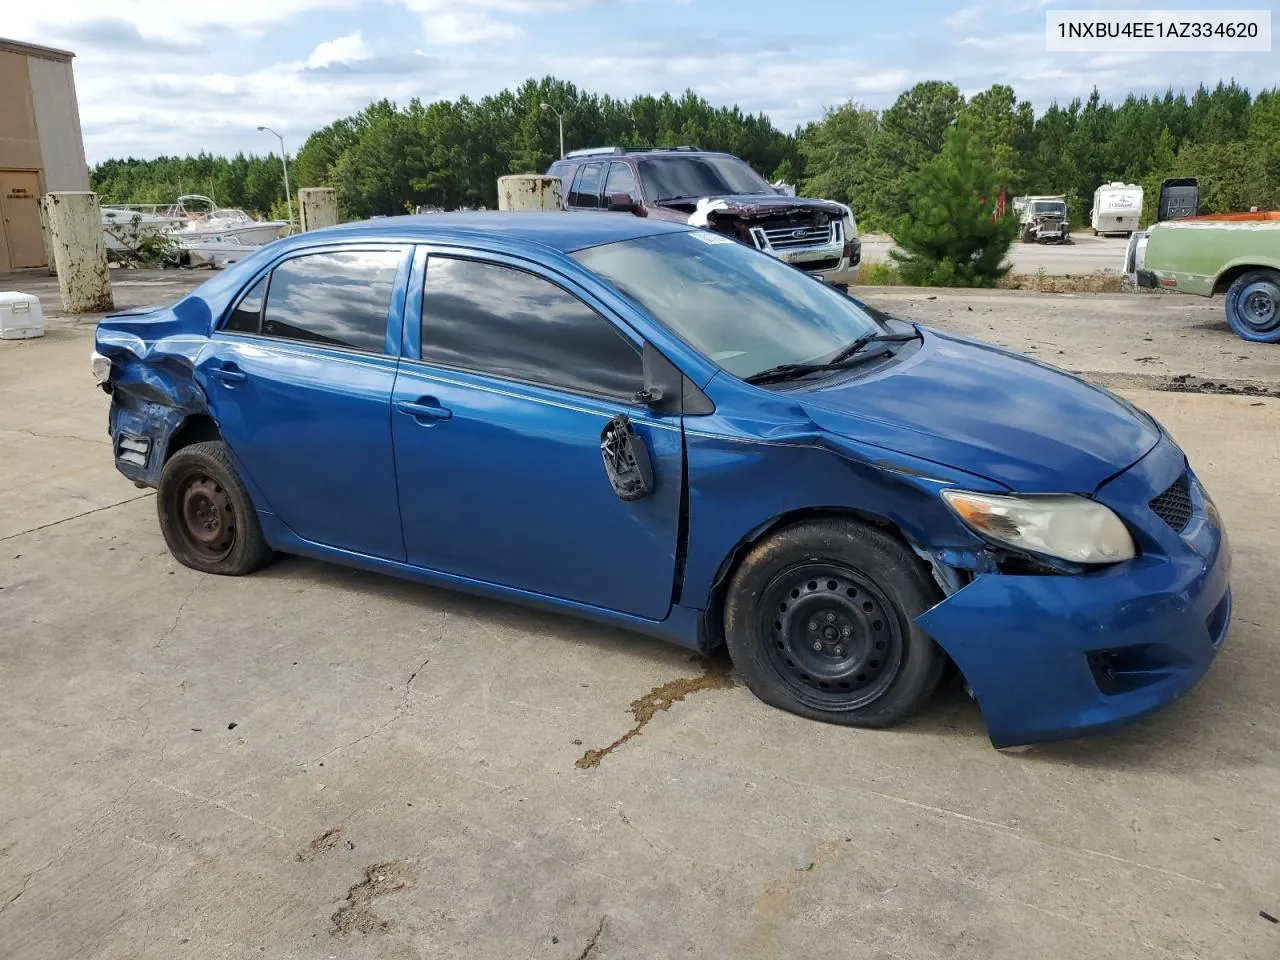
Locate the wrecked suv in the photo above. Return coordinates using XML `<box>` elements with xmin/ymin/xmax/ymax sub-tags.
<box><xmin>547</xmin><ymin>147</ymin><xmax>860</xmax><ymax>290</ymax></box>
<box><xmin>93</xmin><ymin>213</ymin><xmax>1230</xmax><ymax>749</ymax></box>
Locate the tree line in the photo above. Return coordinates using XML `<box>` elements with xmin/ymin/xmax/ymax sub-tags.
<box><xmin>91</xmin><ymin>77</ymin><xmax>1280</xmax><ymax>232</ymax></box>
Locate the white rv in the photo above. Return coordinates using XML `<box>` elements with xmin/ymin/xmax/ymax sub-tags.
<box><xmin>1090</xmin><ymin>182</ymin><xmax>1144</xmax><ymax>236</ymax></box>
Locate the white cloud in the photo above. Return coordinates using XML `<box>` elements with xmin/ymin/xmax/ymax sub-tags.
<box><xmin>306</xmin><ymin>30</ymin><xmax>372</xmax><ymax>68</ymax></box>
<box><xmin>945</xmin><ymin>5</ymin><xmax>983</xmax><ymax>30</ymax></box>
<box><xmin>421</xmin><ymin>11</ymin><xmax>524</xmax><ymax>44</ymax></box>
<box><xmin>8</xmin><ymin>0</ymin><xmax>361</xmax><ymax>40</ymax></box>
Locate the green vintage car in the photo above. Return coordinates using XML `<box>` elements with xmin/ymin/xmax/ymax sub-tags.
<box><xmin>1137</xmin><ymin>211</ymin><xmax>1280</xmax><ymax>342</ymax></box>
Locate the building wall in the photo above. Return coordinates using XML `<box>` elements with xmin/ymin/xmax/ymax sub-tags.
<box><xmin>0</xmin><ymin>39</ymin><xmax>87</xmax><ymax>272</ymax></box>
<box><xmin>0</xmin><ymin>51</ymin><xmax>42</xmax><ymax>174</ymax></box>
<box><xmin>28</xmin><ymin>56</ymin><xmax>89</xmax><ymax>192</ymax></box>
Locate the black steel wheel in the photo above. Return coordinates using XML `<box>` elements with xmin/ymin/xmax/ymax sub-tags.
<box><xmin>723</xmin><ymin>518</ymin><xmax>945</xmax><ymax>729</ymax></box>
<box><xmin>177</xmin><ymin>473</ymin><xmax>236</xmax><ymax>562</ymax></box>
<box><xmin>158</xmin><ymin>440</ymin><xmax>274</xmax><ymax>575</ymax></box>
<box><xmin>760</xmin><ymin>563</ymin><xmax>904</xmax><ymax>712</ymax></box>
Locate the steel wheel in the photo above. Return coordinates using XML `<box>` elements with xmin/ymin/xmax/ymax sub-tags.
<box><xmin>1235</xmin><ymin>279</ymin><xmax>1279</xmax><ymax>335</ymax></box>
<box><xmin>1226</xmin><ymin>269</ymin><xmax>1280</xmax><ymax>343</ymax></box>
<box><xmin>176</xmin><ymin>472</ymin><xmax>236</xmax><ymax>561</ymax></box>
<box><xmin>760</xmin><ymin>561</ymin><xmax>905</xmax><ymax>712</ymax></box>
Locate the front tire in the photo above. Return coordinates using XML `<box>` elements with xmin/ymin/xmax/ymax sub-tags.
<box><xmin>1225</xmin><ymin>269</ymin><xmax>1280</xmax><ymax>343</ymax></box>
<box><xmin>157</xmin><ymin>440</ymin><xmax>274</xmax><ymax>575</ymax></box>
<box><xmin>723</xmin><ymin>519</ymin><xmax>945</xmax><ymax>729</ymax></box>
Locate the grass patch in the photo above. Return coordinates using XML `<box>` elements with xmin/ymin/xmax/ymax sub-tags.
<box><xmin>855</xmin><ymin>261</ymin><xmax>904</xmax><ymax>285</ymax></box>
<box><xmin>998</xmin><ymin>268</ymin><xmax>1127</xmax><ymax>293</ymax></box>
<box><xmin>855</xmin><ymin>261</ymin><xmax>1134</xmax><ymax>294</ymax></box>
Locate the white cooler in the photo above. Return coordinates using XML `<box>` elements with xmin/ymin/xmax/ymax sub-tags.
<box><xmin>0</xmin><ymin>292</ymin><xmax>45</xmax><ymax>339</ymax></box>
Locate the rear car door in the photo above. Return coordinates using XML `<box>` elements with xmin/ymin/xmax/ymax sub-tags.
<box><xmin>391</xmin><ymin>250</ymin><xmax>682</xmax><ymax>619</ymax></box>
<box><xmin>197</xmin><ymin>245</ymin><xmax>411</xmax><ymax>560</ymax></box>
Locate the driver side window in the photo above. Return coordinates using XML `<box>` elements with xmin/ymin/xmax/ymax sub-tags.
<box><xmin>419</xmin><ymin>256</ymin><xmax>644</xmax><ymax>402</ymax></box>
<box><xmin>603</xmin><ymin>162</ymin><xmax>639</xmax><ymax>204</ymax></box>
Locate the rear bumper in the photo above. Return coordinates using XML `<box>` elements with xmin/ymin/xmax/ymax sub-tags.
<box><xmin>1136</xmin><ymin>268</ymin><xmax>1158</xmax><ymax>289</ymax></box>
<box><xmin>918</xmin><ymin>438</ymin><xmax>1230</xmax><ymax>748</ymax></box>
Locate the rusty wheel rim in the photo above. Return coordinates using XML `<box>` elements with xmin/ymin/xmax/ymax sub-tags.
<box><xmin>178</xmin><ymin>473</ymin><xmax>236</xmax><ymax>561</ymax></box>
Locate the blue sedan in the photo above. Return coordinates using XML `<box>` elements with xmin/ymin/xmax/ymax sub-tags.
<box><xmin>92</xmin><ymin>213</ymin><xmax>1231</xmax><ymax>748</ymax></box>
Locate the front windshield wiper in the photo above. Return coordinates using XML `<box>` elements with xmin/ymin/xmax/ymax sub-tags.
<box><xmin>743</xmin><ymin>332</ymin><xmax>920</xmax><ymax>386</ymax></box>
<box><xmin>656</xmin><ymin>194</ymin><xmax>713</xmax><ymax>203</ymax></box>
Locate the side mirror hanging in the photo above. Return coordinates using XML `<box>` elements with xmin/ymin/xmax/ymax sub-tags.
<box><xmin>599</xmin><ymin>415</ymin><xmax>654</xmax><ymax>502</ymax></box>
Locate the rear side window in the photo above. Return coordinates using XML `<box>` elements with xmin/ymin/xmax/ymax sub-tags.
<box><xmin>259</xmin><ymin>250</ymin><xmax>403</xmax><ymax>353</ymax></box>
<box><xmin>224</xmin><ymin>275</ymin><xmax>267</xmax><ymax>333</ymax></box>
<box><xmin>419</xmin><ymin>256</ymin><xmax>643</xmax><ymax>401</ymax></box>
<box><xmin>568</xmin><ymin>163</ymin><xmax>605</xmax><ymax>208</ymax></box>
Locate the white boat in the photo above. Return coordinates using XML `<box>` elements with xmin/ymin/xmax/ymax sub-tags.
<box><xmin>169</xmin><ymin>195</ymin><xmax>288</xmax><ymax>245</ymax></box>
<box><xmin>100</xmin><ymin>204</ymin><xmax>185</xmax><ymax>253</ymax></box>
<box><xmin>179</xmin><ymin>234</ymin><xmax>257</xmax><ymax>269</ymax></box>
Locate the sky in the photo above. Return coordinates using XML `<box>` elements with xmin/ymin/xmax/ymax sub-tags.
<box><xmin>10</xmin><ymin>0</ymin><xmax>1279</xmax><ymax>164</ymax></box>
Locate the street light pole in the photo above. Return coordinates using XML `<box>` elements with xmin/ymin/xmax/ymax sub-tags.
<box><xmin>540</xmin><ymin>103</ymin><xmax>564</xmax><ymax>159</ymax></box>
<box><xmin>256</xmin><ymin>125</ymin><xmax>294</xmax><ymax>232</ymax></box>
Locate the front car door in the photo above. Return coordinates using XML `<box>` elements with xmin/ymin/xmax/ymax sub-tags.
<box><xmin>391</xmin><ymin>249</ymin><xmax>682</xmax><ymax>620</ymax></box>
<box><xmin>197</xmin><ymin>245</ymin><xmax>411</xmax><ymax>560</ymax></box>
<box><xmin>566</xmin><ymin>162</ymin><xmax>606</xmax><ymax>211</ymax></box>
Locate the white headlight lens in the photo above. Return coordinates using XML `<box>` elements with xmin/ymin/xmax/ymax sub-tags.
<box><xmin>91</xmin><ymin>350</ymin><xmax>111</xmax><ymax>385</ymax></box>
<box><xmin>942</xmin><ymin>490</ymin><xmax>1135</xmax><ymax>564</ymax></box>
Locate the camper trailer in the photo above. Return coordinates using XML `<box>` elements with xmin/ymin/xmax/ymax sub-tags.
<box><xmin>1090</xmin><ymin>182</ymin><xmax>1144</xmax><ymax>236</ymax></box>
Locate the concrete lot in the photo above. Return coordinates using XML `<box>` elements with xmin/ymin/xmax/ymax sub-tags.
<box><xmin>2</xmin><ymin>271</ymin><xmax>1279</xmax><ymax>959</ymax></box>
<box><xmin>861</xmin><ymin>232</ymin><xmax>1132</xmax><ymax>276</ymax></box>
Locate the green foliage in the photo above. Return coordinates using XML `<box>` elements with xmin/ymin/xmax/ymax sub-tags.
<box><xmin>888</xmin><ymin>123</ymin><xmax>1019</xmax><ymax>287</ymax></box>
<box><xmin>90</xmin><ymin>76</ymin><xmax>1280</xmax><ymax>231</ymax></box>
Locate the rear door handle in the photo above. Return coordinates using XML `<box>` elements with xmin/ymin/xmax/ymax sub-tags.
<box><xmin>209</xmin><ymin>364</ymin><xmax>247</xmax><ymax>384</ymax></box>
<box><xmin>396</xmin><ymin>397</ymin><xmax>452</xmax><ymax>421</ymax></box>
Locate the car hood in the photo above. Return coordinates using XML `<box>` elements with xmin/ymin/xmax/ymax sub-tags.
<box><xmin>659</xmin><ymin>194</ymin><xmax>848</xmax><ymax>220</ymax></box>
<box><xmin>798</xmin><ymin>328</ymin><xmax>1161</xmax><ymax>493</ymax></box>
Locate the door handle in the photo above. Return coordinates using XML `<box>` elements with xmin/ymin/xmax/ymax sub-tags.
<box><xmin>209</xmin><ymin>364</ymin><xmax>247</xmax><ymax>384</ymax></box>
<box><xmin>396</xmin><ymin>397</ymin><xmax>452</xmax><ymax>421</ymax></box>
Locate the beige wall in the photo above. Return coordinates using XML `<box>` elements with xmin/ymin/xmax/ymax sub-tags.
<box><xmin>28</xmin><ymin>56</ymin><xmax>89</xmax><ymax>192</ymax></box>
<box><xmin>0</xmin><ymin>51</ymin><xmax>42</xmax><ymax>173</ymax></box>
<box><xmin>0</xmin><ymin>39</ymin><xmax>87</xmax><ymax>271</ymax></box>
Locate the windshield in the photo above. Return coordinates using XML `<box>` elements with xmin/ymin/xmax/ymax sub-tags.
<box><xmin>638</xmin><ymin>156</ymin><xmax>774</xmax><ymax>202</ymax></box>
<box><xmin>572</xmin><ymin>231</ymin><xmax>882</xmax><ymax>380</ymax></box>
<box><xmin>1030</xmin><ymin>201</ymin><xmax>1066</xmax><ymax>216</ymax></box>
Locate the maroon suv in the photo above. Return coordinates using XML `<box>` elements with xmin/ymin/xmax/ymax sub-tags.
<box><xmin>546</xmin><ymin>147</ymin><xmax>861</xmax><ymax>289</ymax></box>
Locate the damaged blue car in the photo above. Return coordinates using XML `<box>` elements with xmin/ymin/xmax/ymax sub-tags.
<box><xmin>92</xmin><ymin>213</ymin><xmax>1231</xmax><ymax>748</ymax></box>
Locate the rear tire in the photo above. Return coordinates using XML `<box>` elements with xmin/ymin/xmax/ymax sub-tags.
<box><xmin>1225</xmin><ymin>269</ymin><xmax>1280</xmax><ymax>343</ymax></box>
<box><xmin>723</xmin><ymin>519</ymin><xmax>945</xmax><ymax>729</ymax></box>
<box><xmin>157</xmin><ymin>440</ymin><xmax>274</xmax><ymax>575</ymax></box>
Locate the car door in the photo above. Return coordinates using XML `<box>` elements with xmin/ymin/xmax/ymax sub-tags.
<box><xmin>602</xmin><ymin>161</ymin><xmax>640</xmax><ymax>209</ymax></box>
<box><xmin>566</xmin><ymin>162</ymin><xmax>606</xmax><ymax>211</ymax></box>
<box><xmin>197</xmin><ymin>245</ymin><xmax>411</xmax><ymax>560</ymax></box>
<box><xmin>391</xmin><ymin>250</ymin><xmax>682</xmax><ymax>620</ymax></box>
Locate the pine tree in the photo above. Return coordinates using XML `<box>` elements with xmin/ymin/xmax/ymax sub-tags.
<box><xmin>889</xmin><ymin>123</ymin><xmax>1019</xmax><ymax>287</ymax></box>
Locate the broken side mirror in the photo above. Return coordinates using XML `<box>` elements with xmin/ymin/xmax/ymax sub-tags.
<box><xmin>600</xmin><ymin>415</ymin><xmax>654</xmax><ymax>502</ymax></box>
<box><xmin>607</xmin><ymin>193</ymin><xmax>638</xmax><ymax>213</ymax></box>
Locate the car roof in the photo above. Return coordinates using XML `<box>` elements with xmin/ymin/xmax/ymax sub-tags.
<box><xmin>283</xmin><ymin>211</ymin><xmax>693</xmax><ymax>254</ymax></box>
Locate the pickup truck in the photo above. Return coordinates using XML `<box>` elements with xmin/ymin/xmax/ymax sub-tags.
<box><xmin>1136</xmin><ymin>211</ymin><xmax>1280</xmax><ymax>343</ymax></box>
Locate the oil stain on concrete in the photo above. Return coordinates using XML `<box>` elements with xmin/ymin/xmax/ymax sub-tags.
<box><xmin>575</xmin><ymin>660</ymin><xmax>735</xmax><ymax>769</ymax></box>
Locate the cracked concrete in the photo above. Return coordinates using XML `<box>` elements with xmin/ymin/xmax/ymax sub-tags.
<box><xmin>2</xmin><ymin>282</ymin><xmax>1280</xmax><ymax>959</ymax></box>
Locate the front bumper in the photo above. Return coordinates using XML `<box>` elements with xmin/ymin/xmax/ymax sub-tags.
<box><xmin>918</xmin><ymin>436</ymin><xmax>1230</xmax><ymax>748</ymax></box>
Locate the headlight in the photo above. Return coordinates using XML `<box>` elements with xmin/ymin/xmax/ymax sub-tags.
<box><xmin>91</xmin><ymin>350</ymin><xmax>111</xmax><ymax>385</ymax></box>
<box><xmin>942</xmin><ymin>490</ymin><xmax>1136</xmax><ymax>564</ymax></box>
